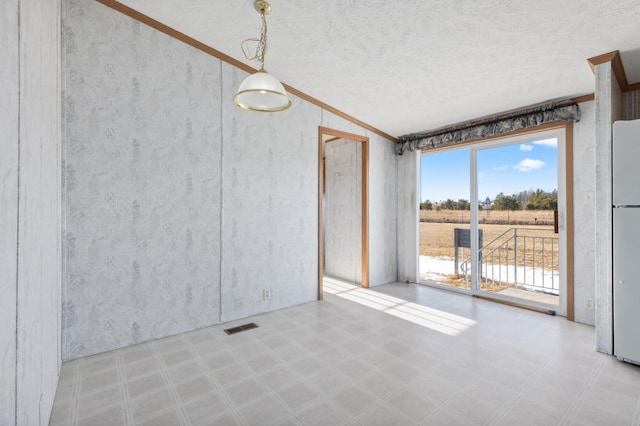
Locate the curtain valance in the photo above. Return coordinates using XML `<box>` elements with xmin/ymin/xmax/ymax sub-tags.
<box><xmin>396</xmin><ymin>100</ymin><xmax>581</xmax><ymax>155</ymax></box>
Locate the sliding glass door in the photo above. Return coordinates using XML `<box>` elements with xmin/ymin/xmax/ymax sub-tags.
<box><xmin>419</xmin><ymin>129</ymin><xmax>567</xmax><ymax>315</ymax></box>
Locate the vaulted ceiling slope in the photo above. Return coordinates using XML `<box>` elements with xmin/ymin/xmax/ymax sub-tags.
<box><xmin>112</xmin><ymin>0</ymin><xmax>640</xmax><ymax>137</ymax></box>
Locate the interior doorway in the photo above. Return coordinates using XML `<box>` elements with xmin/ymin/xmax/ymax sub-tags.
<box><xmin>318</xmin><ymin>127</ymin><xmax>369</xmax><ymax>300</ymax></box>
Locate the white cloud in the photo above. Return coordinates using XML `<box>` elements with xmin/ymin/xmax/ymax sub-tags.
<box><xmin>478</xmin><ymin>172</ymin><xmax>485</xmax><ymax>179</ymax></box>
<box><xmin>533</xmin><ymin>138</ymin><xmax>557</xmax><ymax>148</ymax></box>
<box><xmin>520</xmin><ymin>144</ymin><xmax>534</xmax><ymax>151</ymax></box>
<box><xmin>493</xmin><ymin>165</ymin><xmax>509</xmax><ymax>171</ymax></box>
<box><xmin>514</xmin><ymin>158</ymin><xmax>545</xmax><ymax>172</ymax></box>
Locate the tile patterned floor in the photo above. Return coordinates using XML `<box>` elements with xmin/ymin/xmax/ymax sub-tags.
<box><xmin>50</xmin><ymin>280</ymin><xmax>640</xmax><ymax>425</ymax></box>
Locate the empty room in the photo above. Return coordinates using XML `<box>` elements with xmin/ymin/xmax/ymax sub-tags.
<box><xmin>3</xmin><ymin>1</ymin><xmax>640</xmax><ymax>425</ymax></box>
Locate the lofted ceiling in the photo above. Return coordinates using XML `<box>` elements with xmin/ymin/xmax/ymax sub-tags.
<box><xmin>114</xmin><ymin>0</ymin><xmax>640</xmax><ymax>137</ymax></box>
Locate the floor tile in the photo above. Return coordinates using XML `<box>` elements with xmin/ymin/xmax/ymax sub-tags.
<box><xmin>329</xmin><ymin>384</ymin><xmax>377</xmax><ymax>416</ymax></box>
<box><xmin>79</xmin><ymin>369</ymin><xmax>119</xmax><ymax>391</ymax></box>
<box><xmin>304</xmin><ymin>368</ymin><xmax>351</xmax><ymax>396</ymax></box>
<box><xmin>121</xmin><ymin>345</ymin><xmax>155</xmax><ymax>365</ymax></box>
<box><xmin>183</xmin><ymin>391</ymin><xmax>230</xmax><ymax>424</ymax></box>
<box><xmin>123</xmin><ymin>357</ymin><xmax>161</xmax><ymax>381</ymax></box>
<box><xmin>444</xmin><ymin>392</ymin><xmax>504</xmax><ymax>425</ymax></box>
<box><xmin>419</xmin><ymin>408</ymin><xmax>480</xmax><ymax>426</ymax></box>
<box><xmin>355</xmin><ymin>372</ymin><xmax>404</xmax><ymax>400</ymax></box>
<box><xmin>166</xmin><ymin>361</ymin><xmax>206</xmax><ymax>385</ymax></box>
<box><xmin>295</xmin><ymin>400</ymin><xmax>350</xmax><ymax>426</ymax></box>
<box><xmin>277</xmin><ymin>381</ymin><xmax>322</xmax><ymax>412</ymax></box>
<box><xmin>77</xmin><ymin>384</ymin><xmax>122</xmax><ymax>418</ymax></box>
<box><xmin>237</xmin><ymin>394</ymin><xmax>289</xmax><ymax>426</ymax></box>
<box><xmin>160</xmin><ymin>348</ymin><xmax>193</xmax><ymax>367</ymax></box>
<box><xmin>498</xmin><ymin>398</ymin><xmax>563</xmax><ymax>425</ymax></box>
<box><xmin>127</xmin><ymin>372</ymin><xmax>166</xmax><ymax>400</ymax></box>
<box><xmin>224</xmin><ymin>376</ymin><xmax>268</xmax><ymax>408</ymax></box>
<box><xmin>138</xmin><ymin>407</ymin><xmax>182</xmax><ymax>426</ymax></box>
<box><xmin>175</xmin><ymin>375</ymin><xmax>216</xmax><ymax>403</ymax></box>
<box><xmin>355</xmin><ymin>404</ymin><xmax>414</xmax><ymax>426</ymax></box>
<box><xmin>258</xmin><ymin>364</ymin><xmax>302</xmax><ymax>392</ymax></box>
<box><xmin>76</xmin><ymin>405</ymin><xmax>125</xmax><ymax>426</ymax></box>
<box><xmin>130</xmin><ymin>388</ymin><xmax>175</xmax><ymax>423</ymax></box>
<box><xmin>384</xmin><ymin>388</ymin><xmax>438</xmax><ymax>422</ymax></box>
<box><xmin>571</xmin><ymin>401</ymin><xmax>635</xmax><ymax>426</ymax></box>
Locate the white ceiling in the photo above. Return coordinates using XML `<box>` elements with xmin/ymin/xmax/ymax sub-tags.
<box><xmin>116</xmin><ymin>0</ymin><xmax>640</xmax><ymax>137</ymax></box>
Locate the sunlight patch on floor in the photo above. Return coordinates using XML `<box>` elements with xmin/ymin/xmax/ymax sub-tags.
<box><xmin>323</xmin><ymin>277</ymin><xmax>476</xmax><ymax>336</ymax></box>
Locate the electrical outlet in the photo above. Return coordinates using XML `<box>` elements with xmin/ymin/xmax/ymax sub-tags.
<box><xmin>585</xmin><ymin>298</ymin><xmax>594</xmax><ymax>309</ymax></box>
<box><xmin>263</xmin><ymin>288</ymin><xmax>272</xmax><ymax>300</ymax></box>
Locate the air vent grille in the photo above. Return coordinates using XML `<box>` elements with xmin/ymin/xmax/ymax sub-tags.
<box><xmin>224</xmin><ymin>322</ymin><xmax>259</xmax><ymax>335</ymax></box>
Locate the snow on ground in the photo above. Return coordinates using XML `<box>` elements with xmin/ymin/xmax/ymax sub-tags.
<box><xmin>419</xmin><ymin>255</ymin><xmax>559</xmax><ymax>294</ymax></box>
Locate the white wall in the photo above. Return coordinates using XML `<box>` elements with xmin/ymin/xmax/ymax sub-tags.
<box><xmin>622</xmin><ymin>89</ymin><xmax>640</xmax><ymax>119</ymax></box>
<box><xmin>572</xmin><ymin>101</ymin><xmax>596</xmax><ymax>325</ymax></box>
<box><xmin>62</xmin><ymin>0</ymin><xmax>397</xmax><ymax>360</ymax></box>
<box><xmin>63</xmin><ymin>0</ymin><xmax>227</xmax><ymax>358</ymax></box>
<box><xmin>396</xmin><ymin>151</ymin><xmax>420</xmax><ymax>283</ymax></box>
<box><xmin>594</xmin><ymin>62</ymin><xmax>623</xmax><ymax>354</ymax></box>
<box><xmin>219</xmin><ymin>64</ymin><xmax>321</xmax><ymax>322</ymax></box>
<box><xmin>368</xmin><ymin>132</ymin><xmax>400</xmax><ymax>286</ymax></box>
<box><xmin>1</xmin><ymin>0</ymin><xmax>63</xmax><ymax>424</ymax></box>
<box><xmin>0</xmin><ymin>1</ymin><xmax>20</xmax><ymax>422</ymax></box>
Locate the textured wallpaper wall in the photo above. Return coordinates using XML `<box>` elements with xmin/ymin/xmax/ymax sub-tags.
<box><xmin>63</xmin><ymin>0</ymin><xmax>396</xmax><ymax>360</ymax></box>
<box><xmin>572</xmin><ymin>101</ymin><xmax>596</xmax><ymax>326</ymax></box>
<box><xmin>368</xmin><ymin>132</ymin><xmax>399</xmax><ymax>286</ymax></box>
<box><xmin>0</xmin><ymin>2</ymin><xmax>19</xmax><ymax>421</ymax></box>
<box><xmin>63</xmin><ymin>0</ymin><xmax>225</xmax><ymax>359</ymax></box>
<box><xmin>623</xmin><ymin>89</ymin><xmax>640</xmax><ymax>120</ymax></box>
<box><xmin>324</xmin><ymin>139</ymin><xmax>362</xmax><ymax>283</ymax></box>
<box><xmin>2</xmin><ymin>0</ymin><xmax>63</xmax><ymax>423</ymax></box>
<box><xmin>219</xmin><ymin>64</ymin><xmax>320</xmax><ymax>322</ymax></box>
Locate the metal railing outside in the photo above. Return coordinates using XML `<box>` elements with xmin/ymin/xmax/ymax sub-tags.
<box><xmin>460</xmin><ymin>228</ymin><xmax>559</xmax><ymax>294</ymax></box>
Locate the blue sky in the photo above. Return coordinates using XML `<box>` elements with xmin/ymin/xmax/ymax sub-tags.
<box><xmin>420</xmin><ymin>138</ymin><xmax>558</xmax><ymax>203</ymax></box>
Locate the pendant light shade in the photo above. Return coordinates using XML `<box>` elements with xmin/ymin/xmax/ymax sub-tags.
<box><xmin>234</xmin><ymin>1</ymin><xmax>291</xmax><ymax>112</ymax></box>
<box><xmin>234</xmin><ymin>69</ymin><xmax>291</xmax><ymax>112</ymax></box>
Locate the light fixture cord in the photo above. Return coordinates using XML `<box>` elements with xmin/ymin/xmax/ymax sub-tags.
<box><xmin>240</xmin><ymin>9</ymin><xmax>268</xmax><ymax>71</ymax></box>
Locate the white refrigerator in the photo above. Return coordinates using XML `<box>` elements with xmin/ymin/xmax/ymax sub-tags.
<box><xmin>613</xmin><ymin>119</ymin><xmax>640</xmax><ymax>365</ymax></box>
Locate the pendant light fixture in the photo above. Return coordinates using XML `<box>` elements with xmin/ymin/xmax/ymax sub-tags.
<box><xmin>234</xmin><ymin>0</ymin><xmax>292</xmax><ymax>112</ymax></box>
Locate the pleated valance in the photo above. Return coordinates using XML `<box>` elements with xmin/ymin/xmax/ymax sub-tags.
<box><xmin>396</xmin><ymin>100</ymin><xmax>581</xmax><ymax>155</ymax></box>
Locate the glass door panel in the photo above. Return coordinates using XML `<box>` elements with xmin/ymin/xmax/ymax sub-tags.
<box><xmin>475</xmin><ymin>139</ymin><xmax>560</xmax><ymax>306</ymax></box>
<box><xmin>419</xmin><ymin>148</ymin><xmax>472</xmax><ymax>291</ymax></box>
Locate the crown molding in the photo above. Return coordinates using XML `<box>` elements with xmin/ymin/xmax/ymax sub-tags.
<box><xmin>587</xmin><ymin>50</ymin><xmax>639</xmax><ymax>93</ymax></box>
<box><xmin>571</xmin><ymin>93</ymin><xmax>595</xmax><ymax>103</ymax></box>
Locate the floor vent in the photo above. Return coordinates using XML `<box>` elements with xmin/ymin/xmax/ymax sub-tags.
<box><xmin>224</xmin><ymin>323</ymin><xmax>259</xmax><ymax>335</ymax></box>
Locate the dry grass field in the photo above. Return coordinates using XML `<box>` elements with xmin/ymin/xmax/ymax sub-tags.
<box><xmin>420</xmin><ymin>208</ymin><xmax>556</xmax><ymax>225</ymax></box>
<box><xmin>420</xmin><ymin>210</ymin><xmax>559</xmax><ymax>270</ymax></box>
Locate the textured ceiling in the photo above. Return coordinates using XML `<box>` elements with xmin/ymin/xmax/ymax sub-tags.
<box><xmin>115</xmin><ymin>0</ymin><xmax>640</xmax><ymax>137</ymax></box>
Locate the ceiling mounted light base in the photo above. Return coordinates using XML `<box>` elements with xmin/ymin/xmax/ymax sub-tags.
<box><xmin>254</xmin><ymin>1</ymin><xmax>272</xmax><ymax>15</ymax></box>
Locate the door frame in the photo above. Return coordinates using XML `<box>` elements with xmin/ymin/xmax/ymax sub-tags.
<box><xmin>318</xmin><ymin>126</ymin><xmax>369</xmax><ymax>300</ymax></box>
<box><xmin>417</xmin><ymin>122</ymin><xmax>574</xmax><ymax>319</ymax></box>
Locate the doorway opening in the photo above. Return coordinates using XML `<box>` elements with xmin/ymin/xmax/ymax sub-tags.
<box><xmin>418</xmin><ymin>125</ymin><xmax>573</xmax><ymax>317</ymax></box>
<box><xmin>318</xmin><ymin>127</ymin><xmax>369</xmax><ymax>300</ymax></box>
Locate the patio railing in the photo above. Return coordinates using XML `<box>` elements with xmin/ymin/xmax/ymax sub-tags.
<box><xmin>460</xmin><ymin>228</ymin><xmax>559</xmax><ymax>294</ymax></box>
